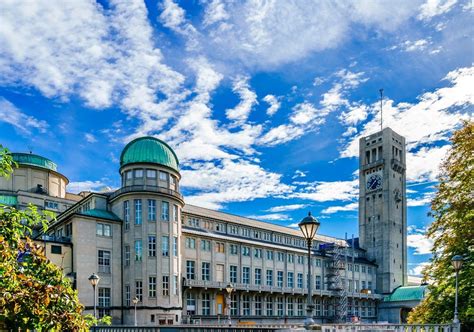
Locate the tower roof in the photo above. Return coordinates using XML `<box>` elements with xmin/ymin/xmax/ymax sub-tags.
<box><xmin>120</xmin><ymin>136</ymin><xmax>179</xmax><ymax>172</ymax></box>
<box><xmin>12</xmin><ymin>153</ymin><xmax>58</xmax><ymax>172</ymax></box>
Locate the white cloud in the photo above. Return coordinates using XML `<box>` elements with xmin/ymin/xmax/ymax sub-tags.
<box><xmin>339</xmin><ymin>104</ymin><xmax>369</xmax><ymax>126</ymax></box>
<box><xmin>225</xmin><ymin>76</ymin><xmax>258</xmax><ymax>126</ymax></box>
<box><xmin>418</xmin><ymin>0</ymin><xmax>458</xmax><ymax>20</ymax></box>
<box><xmin>263</xmin><ymin>94</ymin><xmax>281</xmax><ymax>116</ymax></box>
<box><xmin>321</xmin><ymin>202</ymin><xmax>358</xmax><ymax>214</ymax></box>
<box><xmin>67</xmin><ymin>180</ymin><xmax>111</xmax><ymax>193</ymax></box>
<box><xmin>84</xmin><ymin>133</ymin><xmax>97</xmax><ymax>143</ymax></box>
<box><xmin>402</xmin><ymin>39</ymin><xmax>431</xmax><ymax>52</ymax></box>
<box><xmin>265</xmin><ymin>204</ymin><xmax>310</xmax><ymax>213</ymax></box>
<box><xmin>246</xmin><ymin>213</ymin><xmax>291</xmax><ymax>221</ymax></box>
<box><xmin>340</xmin><ymin>67</ymin><xmax>474</xmax><ymax>185</ymax></box>
<box><xmin>181</xmin><ymin>159</ymin><xmax>293</xmax><ymax>210</ymax></box>
<box><xmin>292</xmin><ymin>170</ymin><xmax>307</xmax><ymax>179</ymax></box>
<box><xmin>290</xmin><ymin>179</ymin><xmax>358</xmax><ymax>202</ymax></box>
<box><xmin>409</xmin><ymin>262</ymin><xmax>430</xmax><ymax>276</ymax></box>
<box><xmin>201</xmin><ymin>1</ymin><xmax>422</xmax><ymax>68</ymax></box>
<box><xmin>407</xmin><ymin>191</ymin><xmax>435</xmax><ymax>207</ymax></box>
<box><xmin>0</xmin><ymin>0</ymin><xmax>185</xmax><ymax>132</ymax></box>
<box><xmin>0</xmin><ymin>97</ymin><xmax>48</xmax><ymax>134</ymax></box>
<box><xmin>407</xmin><ymin>226</ymin><xmax>434</xmax><ymax>255</ymax></box>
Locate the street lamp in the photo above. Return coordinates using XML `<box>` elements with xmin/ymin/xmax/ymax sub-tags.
<box><xmin>88</xmin><ymin>273</ymin><xmax>100</xmax><ymax>321</ymax></box>
<box><xmin>225</xmin><ymin>283</ymin><xmax>234</xmax><ymax>326</ymax></box>
<box><xmin>132</xmin><ymin>296</ymin><xmax>140</xmax><ymax>326</ymax></box>
<box><xmin>298</xmin><ymin>212</ymin><xmax>320</xmax><ymax>329</ymax></box>
<box><xmin>451</xmin><ymin>255</ymin><xmax>463</xmax><ymax>326</ymax></box>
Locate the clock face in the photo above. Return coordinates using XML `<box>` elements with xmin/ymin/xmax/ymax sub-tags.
<box><xmin>366</xmin><ymin>173</ymin><xmax>382</xmax><ymax>191</ymax></box>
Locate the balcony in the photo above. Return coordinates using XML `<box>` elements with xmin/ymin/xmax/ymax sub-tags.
<box><xmin>391</xmin><ymin>158</ymin><xmax>405</xmax><ymax>173</ymax></box>
<box><xmin>109</xmin><ymin>185</ymin><xmax>183</xmax><ymax>202</ymax></box>
<box><xmin>361</xmin><ymin>159</ymin><xmax>384</xmax><ymax>171</ymax></box>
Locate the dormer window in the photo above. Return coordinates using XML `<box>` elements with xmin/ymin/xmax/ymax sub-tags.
<box><xmin>134</xmin><ymin>169</ymin><xmax>143</xmax><ymax>178</ymax></box>
<box><xmin>146</xmin><ymin>169</ymin><xmax>156</xmax><ymax>178</ymax></box>
<box><xmin>159</xmin><ymin>171</ymin><xmax>168</xmax><ymax>181</ymax></box>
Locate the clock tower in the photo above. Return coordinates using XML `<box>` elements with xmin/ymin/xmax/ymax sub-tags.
<box><xmin>359</xmin><ymin>127</ymin><xmax>407</xmax><ymax>294</ymax></box>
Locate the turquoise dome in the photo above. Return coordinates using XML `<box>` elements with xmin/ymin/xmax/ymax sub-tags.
<box><xmin>120</xmin><ymin>137</ymin><xmax>179</xmax><ymax>172</ymax></box>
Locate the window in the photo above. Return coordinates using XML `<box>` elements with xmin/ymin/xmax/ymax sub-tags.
<box><xmin>134</xmin><ymin>199</ymin><xmax>142</xmax><ymax>225</ymax></box>
<box><xmin>124</xmin><ymin>201</ymin><xmax>130</xmax><ymax>230</ymax></box>
<box><xmin>226</xmin><ymin>244</ymin><xmax>237</xmax><ymax>255</ymax></box>
<box><xmin>355</xmin><ymin>280</ymin><xmax>360</xmax><ymax>292</ymax></box>
<box><xmin>162</xmin><ymin>276</ymin><xmax>169</xmax><ymax>296</ymax></box>
<box><xmin>297</xmin><ymin>255</ymin><xmax>304</xmax><ymax>264</ymax></box>
<box><xmin>96</xmin><ymin>223</ymin><xmax>112</xmax><ymax>237</ymax></box>
<box><xmin>242</xmin><ymin>267</ymin><xmax>250</xmax><ymax>284</ymax></box>
<box><xmin>297</xmin><ymin>298</ymin><xmax>304</xmax><ymax>316</ymax></box>
<box><xmin>186</xmin><ymin>237</ymin><xmax>196</xmax><ymax>249</ymax></box>
<box><xmin>135</xmin><ymin>169</ymin><xmax>143</xmax><ymax>178</ymax></box>
<box><xmin>98</xmin><ymin>288</ymin><xmax>111</xmax><ymax>318</ymax></box>
<box><xmin>277</xmin><ymin>271</ymin><xmax>283</xmax><ymax>287</ymax></box>
<box><xmin>277</xmin><ymin>252</ymin><xmax>284</xmax><ymax>262</ymax></box>
<box><xmin>98</xmin><ymin>250</ymin><xmax>111</xmax><ymax>273</ymax></box>
<box><xmin>266</xmin><ymin>250</ymin><xmax>274</xmax><ymax>260</ymax></box>
<box><xmin>65</xmin><ymin>223</ymin><xmax>72</xmax><ymax>237</ymax></box>
<box><xmin>173</xmin><ymin>205</ymin><xmax>179</xmax><ymax>222</ymax></box>
<box><xmin>216</xmin><ymin>242</ymin><xmax>225</xmax><ymax>253</ymax></box>
<box><xmin>125</xmin><ymin>246</ymin><xmax>130</xmax><ymax>266</ymax></box>
<box><xmin>255</xmin><ymin>268</ymin><xmax>262</xmax><ymax>285</ymax></box>
<box><xmin>186</xmin><ymin>293</ymin><xmax>196</xmax><ymax>315</ymax></box>
<box><xmin>287</xmin><ymin>298</ymin><xmax>294</xmax><ymax>316</ymax></box>
<box><xmin>315</xmin><ymin>276</ymin><xmax>321</xmax><ymax>290</ymax></box>
<box><xmin>173</xmin><ymin>275</ymin><xmax>178</xmax><ymax>295</ymax></box>
<box><xmin>242</xmin><ymin>246</ymin><xmax>250</xmax><ymax>256</ymax></box>
<box><xmin>159</xmin><ymin>171</ymin><xmax>168</xmax><ymax>181</ymax></box>
<box><xmin>266</xmin><ymin>270</ymin><xmax>273</xmax><ymax>286</ymax></box>
<box><xmin>255</xmin><ymin>295</ymin><xmax>263</xmax><ymax>316</ymax></box>
<box><xmin>202</xmin><ymin>262</ymin><xmax>210</xmax><ymax>281</ymax></box>
<box><xmin>146</xmin><ymin>169</ymin><xmax>156</xmax><ymax>178</ymax></box>
<box><xmin>188</xmin><ymin>217</ymin><xmax>200</xmax><ymax>228</ymax></box>
<box><xmin>362</xmin><ymin>280</ymin><xmax>366</xmax><ymax>290</ymax></box>
<box><xmin>315</xmin><ymin>258</ymin><xmax>321</xmax><ymax>267</ymax></box>
<box><xmin>229</xmin><ymin>225</ymin><xmax>238</xmax><ymax>234</ymax></box>
<box><xmin>277</xmin><ymin>297</ymin><xmax>284</xmax><ymax>316</ymax></box>
<box><xmin>266</xmin><ymin>298</ymin><xmax>273</xmax><ymax>316</ymax></box>
<box><xmin>242</xmin><ymin>295</ymin><xmax>250</xmax><ymax>315</ymax></box>
<box><xmin>45</xmin><ymin>200</ymin><xmax>59</xmax><ymax>210</ymax></box>
<box><xmin>242</xmin><ymin>228</ymin><xmax>250</xmax><ymax>237</ymax></box>
<box><xmin>230</xmin><ymin>265</ymin><xmax>238</xmax><ymax>283</ymax></box>
<box><xmin>125</xmin><ymin>285</ymin><xmax>130</xmax><ymax>306</ymax></box>
<box><xmin>148</xmin><ymin>236</ymin><xmax>156</xmax><ymax>257</ymax></box>
<box><xmin>215</xmin><ymin>223</ymin><xmax>224</xmax><ymax>232</ymax></box>
<box><xmin>355</xmin><ymin>264</ymin><xmax>360</xmax><ymax>272</ymax></box>
<box><xmin>287</xmin><ymin>272</ymin><xmax>294</xmax><ymax>288</ymax></box>
<box><xmin>161</xmin><ymin>201</ymin><xmax>169</xmax><ymax>221</ymax></box>
<box><xmin>288</xmin><ymin>254</ymin><xmax>294</xmax><ymax>263</ymax></box>
<box><xmin>126</xmin><ymin>170</ymin><xmax>132</xmax><ymax>179</ymax></box>
<box><xmin>170</xmin><ymin>176</ymin><xmax>177</xmax><ymax>189</ymax></box>
<box><xmin>348</xmin><ymin>263</ymin><xmax>353</xmax><ymax>271</ymax></box>
<box><xmin>149</xmin><ymin>276</ymin><xmax>156</xmax><ymax>297</ymax></box>
<box><xmin>315</xmin><ymin>299</ymin><xmax>321</xmax><ymax>316</ymax></box>
<box><xmin>186</xmin><ymin>261</ymin><xmax>195</xmax><ymax>280</ymax></box>
<box><xmin>362</xmin><ymin>265</ymin><xmax>366</xmax><ymax>273</ymax></box>
<box><xmin>231</xmin><ymin>294</ymin><xmax>238</xmax><ymax>315</ymax></box>
<box><xmin>368</xmin><ymin>281</ymin><xmax>372</xmax><ymax>290</ymax></box>
<box><xmin>254</xmin><ymin>248</ymin><xmax>262</xmax><ymax>258</ymax></box>
<box><xmin>148</xmin><ymin>199</ymin><xmax>156</xmax><ymax>221</ymax></box>
<box><xmin>135</xmin><ymin>240</ymin><xmax>142</xmax><ymax>261</ymax></box>
<box><xmin>173</xmin><ymin>236</ymin><xmax>178</xmax><ymax>256</ymax></box>
<box><xmin>135</xmin><ymin>280</ymin><xmax>143</xmax><ymax>301</ymax></box>
<box><xmin>162</xmin><ymin>236</ymin><xmax>169</xmax><ymax>257</ymax></box>
<box><xmin>51</xmin><ymin>245</ymin><xmax>62</xmax><ymax>254</ymax></box>
<box><xmin>297</xmin><ymin>273</ymin><xmax>303</xmax><ymax>288</ymax></box>
<box><xmin>368</xmin><ymin>267</ymin><xmax>372</xmax><ymax>274</ymax></box>
<box><xmin>202</xmin><ymin>293</ymin><xmax>211</xmax><ymax>315</ymax></box>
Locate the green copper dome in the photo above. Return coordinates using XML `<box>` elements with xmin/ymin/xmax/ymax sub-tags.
<box><xmin>12</xmin><ymin>153</ymin><xmax>58</xmax><ymax>172</ymax></box>
<box><xmin>120</xmin><ymin>137</ymin><xmax>179</xmax><ymax>172</ymax></box>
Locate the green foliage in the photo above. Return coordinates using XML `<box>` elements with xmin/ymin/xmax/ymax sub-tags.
<box><xmin>0</xmin><ymin>145</ymin><xmax>17</xmax><ymax>178</ymax></box>
<box><xmin>408</xmin><ymin>121</ymin><xmax>474</xmax><ymax>326</ymax></box>
<box><xmin>0</xmin><ymin>147</ymin><xmax>109</xmax><ymax>330</ymax></box>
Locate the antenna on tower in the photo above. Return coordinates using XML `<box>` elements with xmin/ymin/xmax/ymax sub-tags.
<box><xmin>27</xmin><ymin>146</ymin><xmax>33</xmax><ymax>154</ymax></box>
<box><xmin>379</xmin><ymin>88</ymin><xmax>384</xmax><ymax>131</ymax></box>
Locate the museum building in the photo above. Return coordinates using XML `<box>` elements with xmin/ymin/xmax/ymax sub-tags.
<box><xmin>0</xmin><ymin>127</ymin><xmax>426</xmax><ymax>325</ymax></box>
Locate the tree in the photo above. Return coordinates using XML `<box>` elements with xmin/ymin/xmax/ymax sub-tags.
<box><xmin>0</xmin><ymin>146</ymin><xmax>109</xmax><ymax>330</ymax></box>
<box><xmin>408</xmin><ymin>121</ymin><xmax>474</xmax><ymax>328</ymax></box>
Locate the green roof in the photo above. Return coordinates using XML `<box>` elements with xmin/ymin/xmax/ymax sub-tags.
<box><xmin>12</xmin><ymin>153</ymin><xmax>57</xmax><ymax>172</ymax></box>
<box><xmin>0</xmin><ymin>194</ymin><xmax>17</xmax><ymax>206</ymax></box>
<box><xmin>78</xmin><ymin>209</ymin><xmax>121</xmax><ymax>221</ymax></box>
<box><xmin>384</xmin><ymin>286</ymin><xmax>428</xmax><ymax>302</ymax></box>
<box><xmin>120</xmin><ymin>137</ymin><xmax>179</xmax><ymax>172</ymax></box>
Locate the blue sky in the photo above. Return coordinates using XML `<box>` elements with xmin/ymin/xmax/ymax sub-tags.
<box><xmin>0</xmin><ymin>0</ymin><xmax>472</xmax><ymax>276</ymax></box>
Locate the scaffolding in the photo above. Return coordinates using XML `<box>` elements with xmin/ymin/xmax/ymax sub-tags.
<box><xmin>320</xmin><ymin>242</ymin><xmax>348</xmax><ymax>323</ymax></box>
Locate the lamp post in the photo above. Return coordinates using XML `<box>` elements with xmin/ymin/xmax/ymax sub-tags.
<box><xmin>225</xmin><ymin>283</ymin><xmax>234</xmax><ymax>326</ymax></box>
<box><xmin>451</xmin><ymin>255</ymin><xmax>463</xmax><ymax>327</ymax></box>
<box><xmin>298</xmin><ymin>212</ymin><xmax>320</xmax><ymax>329</ymax></box>
<box><xmin>88</xmin><ymin>273</ymin><xmax>100</xmax><ymax>322</ymax></box>
<box><xmin>132</xmin><ymin>296</ymin><xmax>140</xmax><ymax>326</ymax></box>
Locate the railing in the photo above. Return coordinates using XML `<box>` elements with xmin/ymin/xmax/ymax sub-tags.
<box><xmin>90</xmin><ymin>325</ymin><xmax>298</xmax><ymax>332</ymax></box>
<box><xmin>321</xmin><ymin>324</ymin><xmax>456</xmax><ymax>332</ymax></box>
<box><xmin>109</xmin><ymin>185</ymin><xmax>183</xmax><ymax>201</ymax></box>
